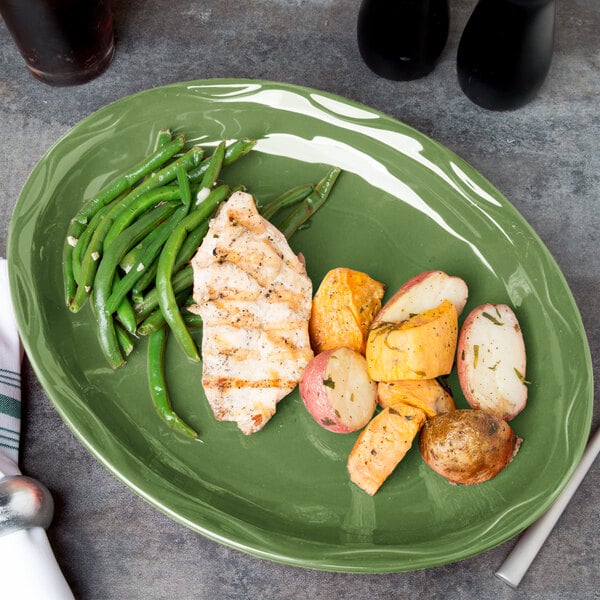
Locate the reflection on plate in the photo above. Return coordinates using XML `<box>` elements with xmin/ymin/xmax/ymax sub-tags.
<box><xmin>8</xmin><ymin>79</ymin><xmax>592</xmax><ymax>573</ymax></box>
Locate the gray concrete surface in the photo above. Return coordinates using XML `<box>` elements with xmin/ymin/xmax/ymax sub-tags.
<box><xmin>1</xmin><ymin>0</ymin><xmax>598</xmax><ymax>598</ymax></box>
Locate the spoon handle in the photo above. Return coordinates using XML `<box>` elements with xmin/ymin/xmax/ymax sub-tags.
<box><xmin>496</xmin><ymin>426</ymin><xmax>600</xmax><ymax>587</ymax></box>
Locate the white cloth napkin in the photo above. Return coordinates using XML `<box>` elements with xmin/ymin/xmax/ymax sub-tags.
<box><xmin>0</xmin><ymin>258</ymin><xmax>75</xmax><ymax>599</ymax></box>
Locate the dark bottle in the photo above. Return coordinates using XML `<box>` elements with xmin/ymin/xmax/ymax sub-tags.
<box><xmin>357</xmin><ymin>0</ymin><xmax>450</xmax><ymax>81</ymax></box>
<box><xmin>457</xmin><ymin>0</ymin><xmax>556</xmax><ymax>110</ymax></box>
<box><xmin>0</xmin><ymin>0</ymin><xmax>114</xmax><ymax>86</ymax></box>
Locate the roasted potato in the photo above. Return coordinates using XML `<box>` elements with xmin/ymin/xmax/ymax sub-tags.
<box><xmin>366</xmin><ymin>299</ymin><xmax>458</xmax><ymax>381</ymax></box>
<box><xmin>372</xmin><ymin>270</ymin><xmax>468</xmax><ymax>326</ymax></box>
<box><xmin>419</xmin><ymin>409</ymin><xmax>522</xmax><ymax>485</ymax></box>
<box><xmin>347</xmin><ymin>403</ymin><xmax>426</xmax><ymax>495</ymax></box>
<box><xmin>299</xmin><ymin>347</ymin><xmax>377</xmax><ymax>433</ymax></box>
<box><xmin>457</xmin><ymin>303</ymin><xmax>527</xmax><ymax>421</ymax></box>
<box><xmin>377</xmin><ymin>379</ymin><xmax>455</xmax><ymax>417</ymax></box>
<box><xmin>309</xmin><ymin>267</ymin><xmax>385</xmax><ymax>354</ymax></box>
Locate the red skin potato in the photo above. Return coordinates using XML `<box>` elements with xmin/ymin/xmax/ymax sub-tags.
<box><xmin>373</xmin><ymin>270</ymin><xmax>469</xmax><ymax>326</ymax></box>
<box><xmin>457</xmin><ymin>303</ymin><xmax>527</xmax><ymax>421</ymax></box>
<box><xmin>299</xmin><ymin>347</ymin><xmax>377</xmax><ymax>433</ymax></box>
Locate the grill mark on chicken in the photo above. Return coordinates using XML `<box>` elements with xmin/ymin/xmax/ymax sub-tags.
<box><xmin>204</xmin><ymin>378</ymin><xmax>303</xmax><ymax>389</ymax></box>
<box><xmin>191</xmin><ymin>191</ymin><xmax>313</xmax><ymax>435</ymax></box>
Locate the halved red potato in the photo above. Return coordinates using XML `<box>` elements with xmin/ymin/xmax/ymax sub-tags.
<box><xmin>366</xmin><ymin>299</ymin><xmax>458</xmax><ymax>381</ymax></box>
<box><xmin>299</xmin><ymin>347</ymin><xmax>377</xmax><ymax>433</ymax></box>
<box><xmin>309</xmin><ymin>267</ymin><xmax>386</xmax><ymax>355</ymax></box>
<box><xmin>457</xmin><ymin>303</ymin><xmax>527</xmax><ymax>421</ymax></box>
<box><xmin>347</xmin><ymin>403</ymin><xmax>426</xmax><ymax>495</ymax></box>
<box><xmin>372</xmin><ymin>270</ymin><xmax>468</xmax><ymax>326</ymax></box>
<box><xmin>377</xmin><ymin>379</ymin><xmax>455</xmax><ymax>417</ymax></box>
<box><xmin>419</xmin><ymin>409</ymin><xmax>522</xmax><ymax>485</ymax></box>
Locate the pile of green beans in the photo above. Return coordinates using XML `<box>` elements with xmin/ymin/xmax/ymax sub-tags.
<box><xmin>63</xmin><ymin>128</ymin><xmax>341</xmax><ymax>439</ymax></box>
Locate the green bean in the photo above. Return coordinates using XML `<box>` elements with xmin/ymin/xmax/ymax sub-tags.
<box><xmin>81</xmin><ymin>135</ymin><xmax>185</xmax><ymax>227</ymax></box>
<box><xmin>72</xmin><ymin>202</ymin><xmax>113</xmax><ymax>283</ymax></box>
<box><xmin>78</xmin><ymin>135</ymin><xmax>186</xmax><ymax>227</ymax></box>
<box><xmin>70</xmin><ymin>174</ymin><xmax>191</xmax><ymax>313</ymax></box>
<box><xmin>97</xmin><ymin>145</ymin><xmax>203</xmax><ymax>250</ymax></box>
<box><xmin>137</xmin><ymin>290</ymin><xmax>190</xmax><ymax>336</ymax></box>
<box><xmin>147</xmin><ymin>326</ymin><xmax>198</xmax><ymax>439</ymax></box>
<box><xmin>116</xmin><ymin>323</ymin><xmax>135</xmax><ymax>357</ymax></box>
<box><xmin>187</xmin><ymin>138</ymin><xmax>255</xmax><ymax>184</ymax></box>
<box><xmin>141</xmin><ymin>130</ymin><xmax>172</xmax><ymax>184</ymax></box>
<box><xmin>63</xmin><ymin>134</ymin><xmax>186</xmax><ymax>306</ymax></box>
<box><xmin>172</xmin><ymin>184</ymin><xmax>230</xmax><ymax>272</ymax></box>
<box><xmin>230</xmin><ymin>184</ymin><xmax>247</xmax><ymax>194</ymax></box>
<box><xmin>259</xmin><ymin>183</ymin><xmax>315</xmax><ymax>221</ymax></box>
<box><xmin>173</xmin><ymin>222</ymin><xmax>209</xmax><ymax>273</ymax></box>
<box><xmin>130</xmin><ymin>260</ymin><xmax>158</xmax><ymax>303</ymax></box>
<box><xmin>119</xmin><ymin>204</ymin><xmax>180</xmax><ymax>273</ymax></box>
<box><xmin>183</xmin><ymin>312</ymin><xmax>203</xmax><ymax>330</ymax></box>
<box><xmin>154</xmin><ymin>129</ymin><xmax>172</xmax><ymax>150</ymax></box>
<box><xmin>115</xmin><ymin>175</ymin><xmax>196</xmax><ymax>274</ymax></box>
<box><xmin>105</xmin><ymin>204</ymin><xmax>189</xmax><ymax>314</ymax></box>
<box><xmin>138</xmin><ymin>299</ymin><xmax>202</xmax><ymax>337</ymax></box>
<box><xmin>94</xmin><ymin>300</ymin><xmax>123</xmax><ymax>368</ymax></box>
<box><xmin>156</xmin><ymin>185</ymin><xmax>229</xmax><ymax>361</ymax></box>
<box><xmin>176</xmin><ymin>163</ymin><xmax>192</xmax><ymax>210</ymax></box>
<box><xmin>180</xmin><ymin>297</ymin><xmax>203</xmax><ymax>329</ymax></box>
<box><xmin>137</xmin><ymin>308</ymin><xmax>167</xmax><ymax>336</ymax></box>
<box><xmin>134</xmin><ymin>265</ymin><xmax>193</xmax><ymax>322</ymax></box>
<box><xmin>104</xmin><ymin>184</ymin><xmax>182</xmax><ymax>250</ymax></box>
<box><xmin>278</xmin><ymin>167</ymin><xmax>341</xmax><ymax>239</ymax></box>
<box><xmin>120</xmin><ymin>243</ymin><xmax>146</xmax><ymax>274</ymax></box>
<box><xmin>113</xmin><ymin>273</ymin><xmax>137</xmax><ymax>333</ymax></box>
<box><xmin>116</xmin><ymin>299</ymin><xmax>137</xmax><ymax>334</ymax></box>
<box><xmin>193</xmin><ymin>141</ymin><xmax>225</xmax><ymax>206</ymax></box>
<box><xmin>93</xmin><ymin>203</ymin><xmax>178</xmax><ymax>368</ymax></box>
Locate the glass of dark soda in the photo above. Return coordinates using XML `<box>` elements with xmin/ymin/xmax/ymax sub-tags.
<box><xmin>0</xmin><ymin>0</ymin><xmax>114</xmax><ymax>86</ymax></box>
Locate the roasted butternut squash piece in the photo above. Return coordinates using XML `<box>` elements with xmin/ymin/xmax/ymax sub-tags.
<box><xmin>347</xmin><ymin>403</ymin><xmax>426</xmax><ymax>495</ymax></box>
<box><xmin>366</xmin><ymin>299</ymin><xmax>458</xmax><ymax>381</ymax></box>
<box><xmin>309</xmin><ymin>267</ymin><xmax>385</xmax><ymax>354</ymax></box>
<box><xmin>377</xmin><ymin>379</ymin><xmax>455</xmax><ymax>417</ymax></box>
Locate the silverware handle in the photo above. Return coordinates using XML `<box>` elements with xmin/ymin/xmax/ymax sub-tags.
<box><xmin>0</xmin><ymin>475</ymin><xmax>54</xmax><ymax>537</ymax></box>
<box><xmin>495</xmin><ymin>426</ymin><xmax>600</xmax><ymax>587</ymax></box>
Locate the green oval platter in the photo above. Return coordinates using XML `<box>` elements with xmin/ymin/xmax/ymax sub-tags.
<box><xmin>7</xmin><ymin>79</ymin><xmax>593</xmax><ymax>573</ymax></box>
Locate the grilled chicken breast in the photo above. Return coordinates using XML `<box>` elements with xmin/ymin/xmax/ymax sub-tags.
<box><xmin>190</xmin><ymin>191</ymin><xmax>314</xmax><ymax>434</ymax></box>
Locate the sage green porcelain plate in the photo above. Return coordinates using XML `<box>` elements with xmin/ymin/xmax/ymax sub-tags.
<box><xmin>8</xmin><ymin>79</ymin><xmax>593</xmax><ymax>572</ymax></box>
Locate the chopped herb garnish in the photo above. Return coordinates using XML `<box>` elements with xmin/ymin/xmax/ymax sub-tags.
<box><xmin>514</xmin><ymin>368</ymin><xmax>531</xmax><ymax>384</ymax></box>
<box><xmin>482</xmin><ymin>311</ymin><xmax>504</xmax><ymax>326</ymax></box>
<box><xmin>323</xmin><ymin>377</ymin><xmax>335</xmax><ymax>389</ymax></box>
<box><xmin>473</xmin><ymin>344</ymin><xmax>480</xmax><ymax>368</ymax></box>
